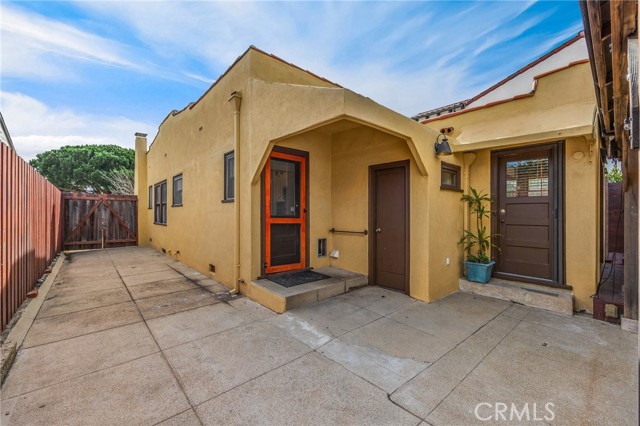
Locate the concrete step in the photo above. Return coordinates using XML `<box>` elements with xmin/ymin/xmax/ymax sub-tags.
<box><xmin>459</xmin><ymin>277</ymin><xmax>573</xmax><ymax>316</ymax></box>
<box><xmin>248</xmin><ymin>267</ymin><xmax>367</xmax><ymax>313</ymax></box>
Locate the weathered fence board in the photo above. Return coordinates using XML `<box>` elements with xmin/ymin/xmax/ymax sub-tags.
<box><xmin>63</xmin><ymin>193</ymin><xmax>137</xmax><ymax>250</ymax></box>
<box><xmin>0</xmin><ymin>143</ymin><xmax>63</xmax><ymax>331</ymax></box>
<box><xmin>608</xmin><ymin>181</ymin><xmax>624</xmax><ymax>254</ymax></box>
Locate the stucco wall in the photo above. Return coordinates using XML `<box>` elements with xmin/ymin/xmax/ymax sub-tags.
<box><xmin>424</xmin><ymin>60</ymin><xmax>600</xmax><ymax>312</ymax></box>
<box><xmin>464</xmin><ymin>138</ymin><xmax>600</xmax><ymax>312</ymax></box>
<box><xmin>138</xmin><ymin>53</ymin><xmax>250</xmax><ymax>288</ymax></box>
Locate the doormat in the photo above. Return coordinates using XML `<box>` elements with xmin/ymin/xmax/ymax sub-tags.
<box><xmin>268</xmin><ymin>271</ymin><xmax>330</xmax><ymax>288</ymax></box>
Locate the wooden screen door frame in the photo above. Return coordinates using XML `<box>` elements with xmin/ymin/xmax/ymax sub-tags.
<box><xmin>263</xmin><ymin>147</ymin><xmax>308</xmax><ymax>274</ymax></box>
<box><xmin>490</xmin><ymin>141</ymin><xmax>565</xmax><ymax>286</ymax></box>
<box><xmin>368</xmin><ymin>160</ymin><xmax>410</xmax><ymax>293</ymax></box>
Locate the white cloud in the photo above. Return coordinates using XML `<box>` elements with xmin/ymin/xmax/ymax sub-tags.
<box><xmin>0</xmin><ymin>91</ymin><xmax>154</xmax><ymax>160</ymax></box>
<box><xmin>0</xmin><ymin>4</ymin><xmax>143</xmax><ymax>80</ymax></box>
<box><xmin>70</xmin><ymin>1</ymin><xmax>579</xmax><ymax>115</ymax></box>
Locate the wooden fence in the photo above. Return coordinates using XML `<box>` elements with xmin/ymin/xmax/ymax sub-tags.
<box><xmin>607</xmin><ymin>181</ymin><xmax>624</xmax><ymax>254</ymax></box>
<box><xmin>63</xmin><ymin>192</ymin><xmax>137</xmax><ymax>250</ymax></box>
<box><xmin>1</xmin><ymin>143</ymin><xmax>63</xmax><ymax>331</ymax></box>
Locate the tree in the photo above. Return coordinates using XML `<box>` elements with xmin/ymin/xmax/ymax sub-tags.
<box><xmin>606</xmin><ymin>162</ymin><xmax>623</xmax><ymax>183</ymax></box>
<box><xmin>99</xmin><ymin>168</ymin><xmax>134</xmax><ymax>195</ymax></box>
<box><xmin>29</xmin><ymin>145</ymin><xmax>134</xmax><ymax>193</ymax></box>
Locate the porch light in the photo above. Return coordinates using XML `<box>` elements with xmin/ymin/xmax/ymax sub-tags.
<box><xmin>435</xmin><ymin>133</ymin><xmax>452</xmax><ymax>155</ymax></box>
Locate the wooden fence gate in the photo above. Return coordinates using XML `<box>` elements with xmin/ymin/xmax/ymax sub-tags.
<box><xmin>63</xmin><ymin>192</ymin><xmax>137</xmax><ymax>250</ymax></box>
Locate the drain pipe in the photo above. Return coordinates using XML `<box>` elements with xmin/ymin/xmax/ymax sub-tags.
<box><xmin>229</xmin><ymin>91</ymin><xmax>242</xmax><ymax>295</ymax></box>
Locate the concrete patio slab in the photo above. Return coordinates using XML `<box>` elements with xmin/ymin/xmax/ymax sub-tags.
<box><xmin>280</xmin><ymin>297</ymin><xmax>382</xmax><ymax>337</ymax></box>
<box><xmin>22</xmin><ymin>301</ymin><xmax>142</xmax><ymax>348</ymax></box>
<box><xmin>319</xmin><ymin>337</ymin><xmax>428</xmax><ymax>393</ymax></box>
<box><xmin>2</xmin><ymin>322</ymin><xmax>158</xmax><ymax>398</ymax></box>
<box><xmin>135</xmin><ymin>288</ymin><xmax>220</xmax><ymax>320</ymax></box>
<box><xmin>122</xmin><ymin>269</ymin><xmax>184</xmax><ymax>287</ymax></box>
<box><xmin>165</xmin><ymin>322</ymin><xmax>311</xmax><ymax>405</ymax></box>
<box><xmin>157</xmin><ymin>409</ymin><xmax>202</xmax><ymax>426</ymax></box>
<box><xmin>38</xmin><ymin>287</ymin><xmax>131</xmax><ymax>318</ymax></box>
<box><xmin>147</xmin><ymin>303</ymin><xmax>247</xmax><ymax>349</ymax></box>
<box><xmin>116</xmin><ymin>261</ymin><xmax>175</xmax><ymax>277</ymax></box>
<box><xmin>390</xmin><ymin>313</ymin><xmax>521</xmax><ymax>418</ymax></box>
<box><xmin>2</xmin><ymin>354</ymin><xmax>190</xmax><ymax>426</ymax></box>
<box><xmin>387</xmin><ymin>292</ymin><xmax>509</xmax><ymax>342</ymax></box>
<box><xmin>338</xmin><ymin>316</ymin><xmax>455</xmax><ymax>363</ymax></box>
<box><xmin>2</xmin><ymin>247</ymin><xmax>635</xmax><ymax>426</ymax></box>
<box><xmin>267</xmin><ymin>310</ymin><xmax>335</xmax><ymax>349</ymax></box>
<box><xmin>195</xmin><ymin>352</ymin><xmax>420</xmax><ymax>426</ymax></box>
<box><xmin>127</xmin><ymin>277</ymin><xmax>200</xmax><ymax>300</ymax></box>
<box><xmin>336</xmin><ymin>285</ymin><xmax>417</xmax><ymax>315</ymax></box>
<box><xmin>227</xmin><ymin>296</ymin><xmax>277</xmax><ymax>322</ymax></box>
<box><xmin>47</xmin><ymin>277</ymin><xmax>124</xmax><ymax>296</ymax></box>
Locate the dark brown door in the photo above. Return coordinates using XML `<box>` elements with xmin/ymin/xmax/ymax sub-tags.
<box><xmin>493</xmin><ymin>143</ymin><xmax>563</xmax><ymax>283</ymax></box>
<box><xmin>370</xmin><ymin>161</ymin><xmax>409</xmax><ymax>292</ymax></box>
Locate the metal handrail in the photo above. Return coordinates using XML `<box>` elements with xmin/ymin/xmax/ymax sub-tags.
<box><xmin>329</xmin><ymin>228</ymin><xmax>368</xmax><ymax>235</ymax></box>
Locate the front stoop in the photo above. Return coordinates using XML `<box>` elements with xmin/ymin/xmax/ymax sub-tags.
<box><xmin>249</xmin><ymin>267</ymin><xmax>367</xmax><ymax>313</ymax></box>
<box><xmin>459</xmin><ymin>277</ymin><xmax>574</xmax><ymax>316</ymax></box>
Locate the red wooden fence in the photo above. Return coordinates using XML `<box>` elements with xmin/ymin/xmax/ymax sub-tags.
<box><xmin>0</xmin><ymin>143</ymin><xmax>63</xmax><ymax>331</ymax></box>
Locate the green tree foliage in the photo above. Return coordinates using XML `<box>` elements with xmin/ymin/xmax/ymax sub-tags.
<box><xmin>29</xmin><ymin>145</ymin><xmax>134</xmax><ymax>193</ymax></box>
<box><xmin>606</xmin><ymin>163</ymin><xmax>623</xmax><ymax>183</ymax></box>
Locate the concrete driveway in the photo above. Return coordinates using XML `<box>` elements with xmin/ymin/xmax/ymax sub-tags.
<box><xmin>1</xmin><ymin>247</ymin><xmax>636</xmax><ymax>425</ymax></box>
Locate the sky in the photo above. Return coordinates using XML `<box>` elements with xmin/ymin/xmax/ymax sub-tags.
<box><xmin>1</xmin><ymin>0</ymin><xmax>584</xmax><ymax>161</ymax></box>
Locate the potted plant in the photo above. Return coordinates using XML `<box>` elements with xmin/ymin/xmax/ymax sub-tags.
<box><xmin>459</xmin><ymin>188</ymin><xmax>497</xmax><ymax>284</ymax></box>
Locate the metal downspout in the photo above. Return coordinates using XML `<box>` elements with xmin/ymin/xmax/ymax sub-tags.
<box><xmin>229</xmin><ymin>91</ymin><xmax>242</xmax><ymax>295</ymax></box>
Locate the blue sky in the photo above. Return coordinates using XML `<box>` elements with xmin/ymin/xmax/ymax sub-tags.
<box><xmin>1</xmin><ymin>1</ymin><xmax>584</xmax><ymax>160</ymax></box>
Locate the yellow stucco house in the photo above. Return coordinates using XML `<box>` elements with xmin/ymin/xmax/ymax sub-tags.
<box><xmin>135</xmin><ymin>34</ymin><xmax>604</xmax><ymax>315</ymax></box>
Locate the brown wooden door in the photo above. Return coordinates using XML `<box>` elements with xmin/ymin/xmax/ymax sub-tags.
<box><xmin>370</xmin><ymin>161</ymin><xmax>409</xmax><ymax>292</ymax></box>
<box><xmin>493</xmin><ymin>143</ymin><xmax>563</xmax><ymax>283</ymax></box>
<box><xmin>264</xmin><ymin>151</ymin><xmax>306</xmax><ymax>274</ymax></box>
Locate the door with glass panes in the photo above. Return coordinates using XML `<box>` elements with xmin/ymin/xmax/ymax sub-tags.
<box><xmin>264</xmin><ymin>150</ymin><xmax>306</xmax><ymax>274</ymax></box>
<box><xmin>492</xmin><ymin>142</ymin><xmax>564</xmax><ymax>284</ymax></box>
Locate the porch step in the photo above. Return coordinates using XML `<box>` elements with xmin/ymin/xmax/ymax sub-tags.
<box><xmin>248</xmin><ymin>267</ymin><xmax>367</xmax><ymax>313</ymax></box>
<box><xmin>459</xmin><ymin>277</ymin><xmax>574</xmax><ymax>316</ymax></box>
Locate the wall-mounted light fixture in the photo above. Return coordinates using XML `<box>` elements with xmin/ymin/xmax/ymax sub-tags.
<box><xmin>435</xmin><ymin>133</ymin><xmax>452</xmax><ymax>156</ymax></box>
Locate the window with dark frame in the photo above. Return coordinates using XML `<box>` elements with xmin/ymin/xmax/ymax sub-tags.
<box><xmin>154</xmin><ymin>180</ymin><xmax>167</xmax><ymax>224</ymax></box>
<box><xmin>440</xmin><ymin>162</ymin><xmax>461</xmax><ymax>191</ymax></box>
<box><xmin>148</xmin><ymin>186</ymin><xmax>153</xmax><ymax>209</ymax></box>
<box><xmin>224</xmin><ymin>151</ymin><xmax>235</xmax><ymax>201</ymax></box>
<box><xmin>172</xmin><ymin>174</ymin><xmax>183</xmax><ymax>206</ymax></box>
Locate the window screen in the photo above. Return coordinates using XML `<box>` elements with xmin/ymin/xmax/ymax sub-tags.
<box><xmin>506</xmin><ymin>158</ymin><xmax>549</xmax><ymax>197</ymax></box>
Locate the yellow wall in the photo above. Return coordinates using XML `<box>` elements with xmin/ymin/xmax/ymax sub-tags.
<box><xmin>424</xmin><ymin>62</ymin><xmax>600</xmax><ymax>312</ymax></box>
<box><xmin>136</xmin><ymin>46</ymin><xmax>599</xmax><ymax>314</ymax></box>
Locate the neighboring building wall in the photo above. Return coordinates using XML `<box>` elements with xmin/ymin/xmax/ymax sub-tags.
<box><xmin>467</xmin><ymin>37</ymin><xmax>588</xmax><ymax>109</ymax></box>
<box><xmin>424</xmin><ymin>61</ymin><xmax>600</xmax><ymax>312</ymax></box>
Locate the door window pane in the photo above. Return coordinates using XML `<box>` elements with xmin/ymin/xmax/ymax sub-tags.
<box><xmin>270</xmin><ymin>159</ymin><xmax>299</xmax><ymax>217</ymax></box>
<box><xmin>270</xmin><ymin>224</ymin><xmax>301</xmax><ymax>266</ymax></box>
<box><xmin>506</xmin><ymin>158</ymin><xmax>549</xmax><ymax>197</ymax></box>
